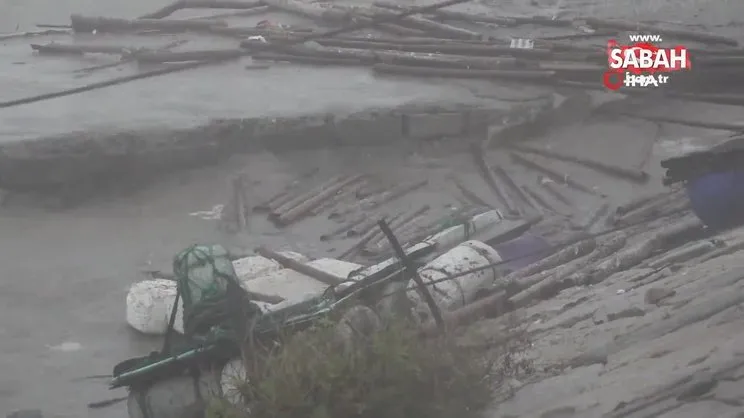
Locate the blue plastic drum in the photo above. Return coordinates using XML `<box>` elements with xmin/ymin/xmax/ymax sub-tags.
<box><xmin>685</xmin><ymin>170</ymin><xmax>744</xmax><ymax>230</ymax></box>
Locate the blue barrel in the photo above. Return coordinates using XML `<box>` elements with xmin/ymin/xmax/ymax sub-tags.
<box><xmin>686</xmin><ymin>170</ymin><xmax>744</xmax><ymax>230</ymax></box>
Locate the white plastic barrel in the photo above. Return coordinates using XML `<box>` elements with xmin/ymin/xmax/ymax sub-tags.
<box><xmin>409</xmin><ymin>240</ymin><xmax>502</xmax><ymax>319</ymax></box>
<box><xmin>127</xmin><ymin>369</ymin><xmax>221</xmax><ymax>418</ymax></box>
<box><xmin>126</xmin><ymin>279</ymin><xmax>185</xmax><ymax>335</ymax></box>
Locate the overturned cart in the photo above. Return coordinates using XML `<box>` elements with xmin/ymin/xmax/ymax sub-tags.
<box><xmin>112</xmin><ymin>210</ymin><xmax>543</xmax><ymax>418</ymax></box>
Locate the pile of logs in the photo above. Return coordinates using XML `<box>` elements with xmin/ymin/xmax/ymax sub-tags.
<box><xmin>15</xmin><ymin>0</ymin><xmax>744</xmax><ymax>100</ymax></box>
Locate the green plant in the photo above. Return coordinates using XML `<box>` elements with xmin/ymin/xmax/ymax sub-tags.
<box><xmin>207</xmin><ymin>315</ymin><xmax>520</xmax><ymax>418</ymax></box>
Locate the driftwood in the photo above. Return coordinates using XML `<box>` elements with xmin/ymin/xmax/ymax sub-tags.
<box><xmin>253</xmin><ymin>52</ymin><xmax>364</xmax><ymax>66</ymax></box>
<box><xmin>509</xmin><ymin>233</ymin><xmax>627</xmax><ymax>309</ymax></box>
<box><xmin>469</xmin><ymin>144</ymin><xmax>516</xmax><ymax>215</ymax></box>
<box><xmin>510</xmin><ymin>152</ymin><xmax>601</xmax><ymax>196</ymax></box>
<box><xmin>452</xmin><ymin>178</ymin><xmax>492</xmax><ymax>208</ymax></box>
<box><xmin>585</xmin><ymin>17</ymin><xmax>738</xmax><ymax>46</ymax></box>
<box><xmin>260</xmin><ymin>0</ymin><xmax>348</xmax><ymax>22</ymax></box>
<box><xmin>30</xmin><ymin>43</ymin><xmax>141</xmax><ymax>55</ymax></box>
<box><xmin>272</xmin><ymin>175</ymin><xmax>363</xmax><ymax>226</ymax></box>
<box><xmin>575</xmin><ymin>202</ymin><xmax>610</xmax><ymax>232</ymax></box>
<box><xmin>0</xmin><ymin>60</ymin><xmax>227</xmax><ymax>109</ymax></box>
<box><xmin>507</xmin><ymin>144</ymin><xmax>650</xmax><ymax>184</ymax></box>
<box><xmin>363</xmin><ymin>6</ymin><xmax>481</xmax><ymax>39</ymax></box>
<box><xmin>362</xmin><ymin>206</ymin><xmax>430</xmax><ymax>255</ymax></box>
<box><xmin>0</xmin><ymin>29</ymin><xmax>70</xmax><ymax>40</ymax></box>
<box><xmin>616</xmin><ymin>111</ymin><xmax>744</xmax><ymax>132</ymax></box>
<box><xmin>139</xmin><ymin>0</ymin><xmax>265</xmax><ymax>19</ymax></box>
<box><xmin>646</xmin><ymin>240</ymin><xmax>722</xmax><ymax>268</ymax></box>
<box><xmin>538</xmin><ymin>177</ymin><xmax>574</xmax><ymax>208</ymax></box>
<box><xmin>134</xmin><ymin>49</ymin><xmax>245</xmax><ymax>63</ymax></box>
<box><xmin>186</xmin><ymin>6</ymin><xmax>271</xmax><ymax>20</ymax></box>
<box><xmin>270</xmin><ymin>176</ymin><xmax>343</xmax><ymax>219</ymax></box>
<box><xmin>492</xmin><ymin>165</ymin><xmax>536</xmax><ymax>212</ymax></box>
<box><xmin>70</xmin><ymin>14</ymin><xmax>226</xmax><ymax>33</ymax></box>
<box><xmin>616</xmin><ymin>188</ymin><xmax>683</xmax><ymax>216</ymax></box>
<box><xmin>574</xmin><ymin>217</ymin><xmax>703</xmax><ymax>286</ymax></box>
<box><xmin>374</xmin><ymin>64</ymin><xmax>554</xmax><ymax>80</ymax></box>
<box><xmin>520</xmin><ymin>185</ymin><xmax>564</xmax><ymax>216</ymax></box>
<box><xmin>339</xmin><ymin>211</ymin><xmax>405</xmax><ymax>259</ymax></box>
<box><xmin>319</xmin><ymin>215</ymin><xmax>366</xmax><ymax>241</ymax></box>
<box><xmin>255</xmin><ymin>247</ymin><xmax>344</xmax><ymax>286</ymax></box>
<box><xmin>329</xmin><ymin>179</ymin><xmax>428</xmax><ymax>218</ymax></box>
<box><xmin>613</xmin><ymin>192</ymin><xmax>690</xmax><ymax>226</ymax></box>
<box><xmin>503</xmin><ymin>237</ymin><xmax>597</xmax><ymax>288</ymax></box>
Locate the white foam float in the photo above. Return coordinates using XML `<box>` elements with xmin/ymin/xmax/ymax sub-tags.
<box><xmin>125</xmin><ymin>253</ymin><xmax>359</xmax><ymax>335</ymax></box>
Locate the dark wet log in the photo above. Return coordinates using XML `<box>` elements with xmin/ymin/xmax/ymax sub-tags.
<box><xmin>469</xmin><ymin>144</ymin><xmax>517</xmax><ymax>215</ymax></box>
<box><xmin>509</xmin><ymin>233</ymin><xmax>626</xmax><ymax>308</ymax></box>
<box><xmin>492</xmin><ymin>165</ymin><xmax>537</xmax><ymax>212</ymax></box>
<box><xmin>520</xmin><ymin>185</ymin><xmax>563</xmax><ymax>216</ymax></box>
<box><xmin>576</xmin><ymin>217</ymin><xmax>703</xmax><ymax>285</ymax></box>
<box><xmin>188</xmin><ymin>6</ymin><xmax>271</xmax><ymax>20</ymax></box>
<box><xmin>139</xmin><ymin>0</ymin><xmax>265</xmax><ymax>19</ymax></box>
<box><xmin>452</xmin><ymin>178</ymin><xmax>492</xmax><ymax>209</ymax></box>
<box><xmin>253</xmin><ymin>52</ymin><xmax>364</xmax><ymax>66</ymax></box>
<box><xmin>646</xmin><ymin>240</ymin><xmax>722</xmax><ymax>268</ymax></box>
<box><xmin>574</xmin><ymin>202</ymin><xmax>610</xmax><ymax>232</ymax></box>
<box><xmin>365</xmin><ymin>6</ymin><xmax>481</xmax><ymax>39</ymax></box>
<box><xmin>339</xmin><ymin>211</ymin><xmax>405</xmax><ymax>259</ymax></box>
<box><xmin>503</xmin><ymin>237</ymin><xmax>597</xmax><ymax>287</ymax></box>
<box><xmin>363</xmin><ymin>206</ymin><xmax>430</xmax><ymax>254</ymax></box>
<box><xmin>134</xmin><ymin>49</ymin><xmax>245</xmax><ymax>63</ymax></box>
<box><xmin>430</xmin><ymin>9</ymin><xmax>516</xmax><ymax>26</ymax></box>
<box><xmin>616</xmin><ymin>188</ymin><xmax>683</xmax><ymax>216</ymax></box>
<box><xmin>538</xmin><ymin>177</ymin><xmax>574</xmax><ymax>208</ymax></box>
<box><xmin>0</xmin><ymin>29</ymin><xmax>70</xmax><ymax>40</ymax></box>
<box><xmin>30</xmin><ymin>43</ymin><xmax>141</xmax><ymax>55</ymax></box>
<box><xmin>374</xmin><ymin>64</ymin><xmax>554</xmax><ymax>81</ymax></box>
<box><xmin>70</xmin><ymin>14</ymin><xmax>225</xmax><ymax>33</ymax></box>
<box><xmin>319</xmin><ymin>214</ymin><xmax>367</xmax><ymax>241</ymax></box>
<box><xmin>613</xmin><ymin>192</ymin><xmax>689</xmax><ymax>226</ymax></box>
<box><xmin>270</xmin><ymin>176</ymin><xmax>343</xmax><ymax>219</ymax></box>
<box><xmin>510</xmin><ymin>152</ymin><xmax>601</xmax><ymax>196</ymax></box>
<box><xmin>256</xmin><ymin>247</ymin><xmax>344</xmax><ymax>286</ymax></box>
<box><xmin>260</xmin><ymin>0</ymin><xmax>349</xmax><ymax>22</ymax></box>
<box><xmin>329</xmin><ymin>179</ymin><xmax>428</xmax><ymax>219</ymax></box>
<box><xmin>273</xmin><ymin>175</ymin><xmax>363</xmax><ymax>226</ymax></box>
<box><xmin>508</xmin><ymin>143</ymin><xmax>650</xmax><ymax>184</ymax></box>
<box><xmin>585</xmin><ymin>17</ymin><xmax>737</xmax><ymax>46</ymax></box>
<box><xmin>616</xmin><ymin>111</ymin><xmax>744</xmax><ymax>131</ymax></box>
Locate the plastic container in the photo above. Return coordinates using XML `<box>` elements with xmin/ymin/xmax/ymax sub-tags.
<box><xmin>408</xmin><ymin>240</ymin><xmax>502</xmax><ymax>319</ymax></box>
<box><xmin>686</xmin><ymin>170</ymin><xmax>744</xmax><ymax>230</ymax></box>
<box><xmin>127</xmin><ymin>369</ymin><xmax>220</xmax><ymax>418</ymax></box>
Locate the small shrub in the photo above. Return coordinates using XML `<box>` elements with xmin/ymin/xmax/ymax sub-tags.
<box><xmin>207</xmin><ymin>318</ymin><xmax>507</xmax><ymax>418</ymax></box>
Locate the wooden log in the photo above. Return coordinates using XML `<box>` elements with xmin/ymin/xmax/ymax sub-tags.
<box><xmin>616</xmin><ymin>188</ymin><xmax>682</xmax><ymax>216</ymax></box>
<box><xmin>339</xmin><ymin>212</ymin><xmax>404</xmax><ymax>259</ymax></box>
<box><xmin>270</xmin><ymin>176</ymin><xmax>344</xmax><ymax>219</ymax></box>
<box><xmin>616</xmin><ymin>111</ymin><xmax>744</xmax><ymax>132</ymax></box>
<box><xmin>510</xmin><ymin>152</ymin><xmax>601</xmax><ymax>196</ymax></box>
<box><xmin>575</xmin><ymin>217</ymin><xmax>703</xmax><ymax>286</ymax></box>
<box><xmin>503</xmin><ymin>237</ymin><xmax>597</xmax><ymax>288</ymax></box>
<box><xmin>139</xmin><ymin>0</ymin><xmax>264</xmax><ymax>19</ymax></box>
<box><xmin>0</xmin><ymin>29</ymin><xmax>70</xmax><ymax>40</ymax></box>
<box><xmin>274</xmin><ymin>175</ymin><xmax>363</xmax><ymax>226</ymax></box>
<box><xmin>253</xmin><ymin>52</ymin><xmax>364</xmax><ymax>66</ymax></box>
<box><xmin>329</xmin><ymin>179</ymin><xmax>428</xmax><ymax>218</ymax></box>
<box><xmin>452</xmin><ymin>178</ymin><xmax>492</xmax><ymax>209</ymax></box>
<box><xmin>362</xmin><ymin>206</ymin><xmax>430</xmax><ymax>254</ymax></box>
<box><xmin>260</xmin><ymin>0</ymin><xmax>348</xmax><ymax>22</ymax></box>
<box><xmin>492</xmin><ymin>165</ymin><xmax>537</xmax><ymax>212</ymax></box>
<box><xmin>30</xmin><ymin>43</ymin><xmax>141</xmax><ymax>55</ymax></box>
<box><xmin>187</xmin><ymin>6</ymin><xmax>271</xmax><ymax>20</ymax></box>
<box><xmin>507</xmin><ymin>143</ymin><xmax>650</xmax><ymax>184</ymax></box>
<box><xmin>469</xmin><ymin>143</ymin><xmax>517</xmax><ymax>215</ymax></box>
<box><xmin>70</xmin><ymin>14</ymin><xmax>225</xmax><ymax>33</ymax></box>
<box><xmin>509</xmin><ymin>233</ymin><xmax>627</xmax><ymax>308</ymax></box>
<box><xmin>255</xmin><ymin>247</ymin><xmax>344</xmax><ymax>286</ymax></box>
<box><xmin>521</xmin><ymin>185</ymin><xmax>564</xmax><ymax>216</ymax></box>
<box><xmin>319</xmin><ymin>214</ymin><xmax>367</xmax><ymax>241</ymax></box>
<box><xmin>373</xmin><ymin>64</ymin><xmax>555</xmax><ymax>81</ymax></box>
<box><xmin>614</xmin><ymin>192</ymin><xmax>689</xmax><ymax>226</ymax></box>
<box><xmin>585</xmin><ymin>17</ymin><xmax>738</xmax><ymax>46</ymax></box>
<box><xmin>538</xmin><ymin>176</ymin><xmax>574</xmax><ymax>208</ymax></box>
<box><xmin>134</xmin><ymin>49</ymin><xmax>245</xmax><ymax>63</ymax></box>
<box><xmin>232</xmin><ymin>175</ymin><xmax>248</xmax><ymax>231</ymax></box>
<box><xmin>646</xmin><ymin>240</ymin><xmax>722</xmax><ymax>268</ymax></box>
<box><xmin>366</xmin><ymin>6</ymin><xmax>482</xmax><ymax>39</ymax></box>
<box><xmin>574</xmin><ymin>202</ymin><xmax>610</xmax><ymax>232</ymax></box>
<box><xmin>375</xmin><ymin>51</ymin><xmax>515</xmax><ymax>70</ymax></box>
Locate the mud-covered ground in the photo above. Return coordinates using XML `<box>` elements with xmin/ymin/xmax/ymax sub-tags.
<box><xmin>1</xmin><ymin>0</ymin><xmax>744</xmax><ymax>417</ymax></box>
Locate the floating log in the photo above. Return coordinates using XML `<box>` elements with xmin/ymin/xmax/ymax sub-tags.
<box><xmin>255</xmin><ymin>247</ymin><xmax>344</xmax><ymax>286</ymax></box>
<box><xmin>520</xmin><ymin>185</ymin><xmax>563</xmax><ymax>216</ymax></box>
<box><xmin>503</xmin><ymin>237</ymin><xmax>597</xmax><ymax>288</ymax></box>
<box><xmin>0</xmin><ymin>29</ymin><xmax>70</xmax><ymax>40</ymax></box>
<box><xmin>616</xmin><ymin>111</ymin><xmax>744</xmax><ymax>132</ymax></box>
<box><xmin>575</xmin><ymin>202</ymin><xmax>610</xmax><ymax>232</ymax></box>
<box><xmin>260</xmin><ymin>0</ymin><xmax>348</xmax><ymax>22</ymax></box>
<box><xmin>507</xmin><ymin>144</ymin><xmax>650</xmax><ymax>184</ymax></box>
<box><xmin>469</xmin><ymin>144</ymin><xmax>517</xmax><ymax>215</ymax></box>
<box><xmin>452</xmin><ymin>178</ymin><xmax>492</xmax><ymax>209</ymax></box>
<box><xmin>188</xmin><ymin>6</ymin><xmax>271</xmax><ymax>20</ymax></box>
<box><xmin>30</xmin><ymin>43</ymin><xmax>141</xmax><ymax>55</ymax></box>
<box><xmin>139</xmin><ymin>0</ymin><xmax>265</xmax><ymax>19</ymax></box>
<box><xmin>430</xmin><ymin>9</ymin><xmax>516</xmax><ymax>26</ymax></box>
<box><xmin>319</xmin><ymin>215</ymin><xmax>366</xmax><ymax>241</ymax></box>
<box><xmin>616</xmin><ymin>188</ymin><xmax>682</xmax><ymax>216</ymax></box>
<box><xmin>362</xmin><ymin>206</ymin><xmax>430</xmax><ymax>255</ymax></box>
<box><xmin>374</xmin><ymin>64</ymin><xmax>555</xmax><ymax>80</ymax></box>
<box><xmin>646</xmin><ymin>240</ymin><xmax>722</xmax><ymax>268</ymax></box>
<box><xmin>538</xmin><ymin>177</ymin><xmax>574</xmax><ymax>208</ymax></box>
<box><xmin>509</xmin><ymin>233</ymin><xmax>627</xmax><ymax>308</ymax></box>
<box><xmin>70</xmin><ymin>14</ymin><xmax>226</xmax><ymax>33</ymax></box>
<box><xmin>585</xmin><ymin>17</ymin><xmax>738</xmax><ymax>46</ymax></box>
<box><xmin>365</xmin><ymin>6</ymin><xmax>481</xmax><ymax>39</ymax></box>
<box><xmin>339</xmin><ymin>211</ymin><xmax>405</xmax><ymax>259</ymax></box>
<box><xmin>492</xmin><ymin>165</ymin><xmax>536</xmax><ymax>212</ymax></box>
<box><xmin>133</xmin><ymin>49</ymin><xmax>245</xmax><ymax>63</ymax></box>
<box><xmin>614</xmin><ymin>192</ymin><xmax>689</xmax><ymax>226</ymax></box>
<box><xmin>273</xmin><ymin>175</ymin><xmax>363</xmax><ymax>226</ymax></box>
<box><xmin>330</xmin><ymin>179</ymin><xmax>428</xmax><ymax>218</ymax></box>
<box><xmin>270</xmin><ymin>176</ymin><xmax>343</xmax><ymax>219</ymax></box>
<box><xmin>576</xmin><ymin>217</ymin><xmax>703</xmax><ymax>285</ymax></box>
<box><xmin>510</xmin><ymin>152</ymin><xmax>601</xmax><ymax>196</ymax></box>
<box><xmin>253</xmin><ymin>52</ymin><xmax>364</xmax><ymax>66</ymax></box>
